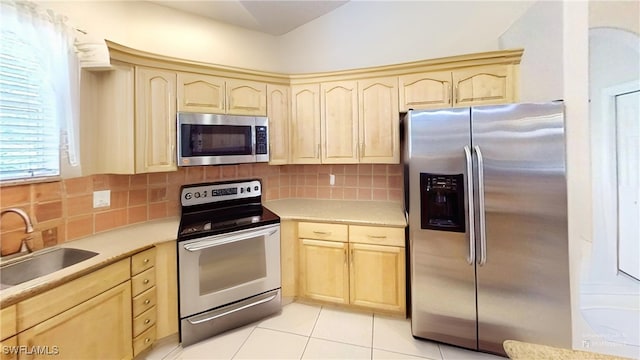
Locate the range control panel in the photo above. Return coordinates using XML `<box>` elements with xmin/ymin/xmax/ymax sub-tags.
<box><xmin>181</xmin><ymin>180</ymin><xmax>261</xmax><ymax>207</ymax></box>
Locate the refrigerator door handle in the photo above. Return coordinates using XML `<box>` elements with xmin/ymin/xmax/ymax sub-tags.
<box><xmin>463</xmin><ymin>146</ymin><xmax>475</xmax><ymax>265</ymax></box>
<box><xmin>474</xmin><ymin>145</ymin><xmax>487</xmax><ymax>266</ymax></box>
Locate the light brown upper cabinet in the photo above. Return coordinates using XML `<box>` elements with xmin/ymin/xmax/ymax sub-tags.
<box><xmin>267</xmin><ymin>84</ymin><xmax>290</xmax><ymax>165</ymax></box>
<box><xmin>290</xmin><ymin>84</ymin><xmax>321</xmax><ymax>164</ymax></box>
<box><xmin>358</xmin><ymin>77</ymin><xmax>399</xmax><ymax>163</ymax></box>
<box><xmin>399</xmin><ymin>64</ymin><xmax>517</xmax><ymax>111</ymax></box>
<box><xmin>453</xmin><ymin>64</ymin><xmax>515</xmax><ymax>107</ymax></box>
<box><xmin>321</xmin><ymin>80</ymin><xmax>359</xmax><ymax>164</ymax></box>
<box><xmin>291</xmin><ymin>78</ymin><xmax>400</xmax><ymax>165</ymax></box>
<box><xmin>177</xmin><ymin>73</ymin><xmax>266</xmax><ymax>116</ymax></box>
<box><xmin>135</xmin><ymin>66</ymin><xmax>177</xmax><ymax>173</ymax></box>
<box><xmin>81</xmin><ymin>64</ymin><xmax>177</xmax><ymax>174</ymax></box>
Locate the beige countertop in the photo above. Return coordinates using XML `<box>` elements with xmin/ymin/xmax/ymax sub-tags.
<box><xmin>0</xmin><ymin>217</ymin><xmax>180</xmax><ymax>307</ymax></box>
<box><xmin>265</xmin><ymin>199</ymin><xmax>407</xmax><ymax>227</ymax></box>
<box><xmin>1</xmin><ymin>199</ymin><xmax>406</xmax><ymax>307</ymax></box>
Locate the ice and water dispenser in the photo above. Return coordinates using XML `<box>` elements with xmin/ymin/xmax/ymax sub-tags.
<box><xmin>419</xmin><ymin>173</ymin><xmax>465</xmax><ymax>232</ymax></box>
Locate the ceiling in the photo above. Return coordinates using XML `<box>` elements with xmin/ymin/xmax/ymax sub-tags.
<box><xmin>148</xmin><ymin>0</ymin><xmax>350</xmax><ymax>36</ymax></box>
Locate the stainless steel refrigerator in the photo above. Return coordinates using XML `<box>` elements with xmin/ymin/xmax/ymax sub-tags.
<box><xmin>404</xmin><ymin>102</ymin><xmax>571</xmax><ymax>356</ymax></box>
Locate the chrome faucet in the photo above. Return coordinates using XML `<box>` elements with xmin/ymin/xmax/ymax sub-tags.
<box><xmin>1</xmin><ymin>208</ymin><xmax>35</xmax><ymax>254</ymax></box>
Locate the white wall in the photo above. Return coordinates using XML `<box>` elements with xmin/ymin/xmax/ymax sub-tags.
<box><xmin>43</xmin><ymin>1</ymin><xmax>284</xmax><ymax>73</ymax></box>
<box><xmin>499</xmin><ymin>2</ymin><xmax>640</xmax><ymax>357</ymax></box>
<box><xmin>278</xmin><ymin>1</ymin><xmax>534</xmax><ymax>73</ymax></box>
<box><xmin>499</xmin><ymin>1</ymin><xmax>563</xmax><ymax>102</ymax></box>
<box><xmin>42</xmin><ymin>0</ymin><xmax>533</xmax><ymax>74</ymax></box>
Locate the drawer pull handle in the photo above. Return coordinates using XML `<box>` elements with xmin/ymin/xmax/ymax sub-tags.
<box><xmin>143</xmin><ymin>258</ymin><xmax>150</xmax><ymax>264</ymax></box>
<box><xmin>145</xmin><ymin>338</ymin><xmax>151</xmax><ymax>343</ymax></box>
<box><xmin>312</xmin><ymin>231</ymin><xmax>331</xmax><ymax>235</ymax></box>
<box><xmin>367</xmin><ymin>235</ymin><xmax>387</xmax><ymax>239</ymax></box>
<box><xmin>143</xmin><ymin>279</ymin><xmax>150</xmax><ymax>285</ymax></box>
<box><xmin>144</xmin><ymin>319</ymin><xmax>151</xmax><ymax>325</ymax></box>
<box><xmin>144</xmin><ymin>299</ymin><xmax>151</xmax><ymax>305</ymax></box>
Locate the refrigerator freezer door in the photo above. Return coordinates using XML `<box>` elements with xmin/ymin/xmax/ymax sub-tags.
<box><xmin>472</xmin><ymin>102</ymin><xmax>571</xmax><ymax>355</ymax></box>
<box><xmin>407</xmin><ymin>108</ymin><xmax>478</xmax><ymax>350</ymax></box>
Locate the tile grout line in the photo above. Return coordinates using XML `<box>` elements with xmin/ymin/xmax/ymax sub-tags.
<box><xmin>298</xmin><ymin>304</ymin><xmax>324</xmax><ymax>359</ymax></box>
<box><xmin>370</xmin><ymin>313</ymin><xmax>375</xmax><ymax>360</ymax></box>
<box><xmin>230</xmin><ymin>326</ymin><xmax>258</xmax><ymax>360</ymax></box>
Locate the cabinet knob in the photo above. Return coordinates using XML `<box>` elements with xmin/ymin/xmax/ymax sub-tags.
<box><xmin>144</xmin><ymin>299</ymin><xmax>151</xmax><ymax>305</ymax></box>
<box><xmin>143</xmin><ymin>279</ymin><xmax>150</xmax><ymax>285</ymax></box>
<box><xmin>144</xmin><ymin>319</ymin><xmax>151</xmax><ymax>325</ymax></box>
<box><xmin>143</xmin><ymin>258</ymin><xmax>150</xmax><ymax>264</ymax></box>
<box><xmin>145</xmin><ymin>338</ymin><xmax>151</xmax><ymax>343</ymax></box>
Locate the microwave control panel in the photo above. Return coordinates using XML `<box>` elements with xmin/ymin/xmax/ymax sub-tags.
<box><xmin>256</xmin><ymin>126</ymin><xmax>268</xmax><ymax>155</ymax></box>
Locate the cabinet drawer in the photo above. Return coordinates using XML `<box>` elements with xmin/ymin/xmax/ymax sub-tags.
<box><xmin>299</xmin><ymin>222</ymin><xmax>348</xmax><ymax>242</ymax></box>
<box><xmin>131</xmin><ymin>247</ymin><xmax>156</xmax><ymax>276</ymax></box>
<box><xmin>349</xmin><ymin>225</ymin><xmax>405</xmax><ymax>247</ymax></box>
<box><xmin>17</xmin><ymin>258</ymin><xmax>130</xmax><ymax>331</ymax></box>
<box><xmin>132</xmin><ymin>286</ymin><xmax>157</xmax><ymax>317</ymax></box>
<box><xmin>132</xmin><ymin>267</ymin><xmax>156</xmax><ymax>297</ymax></box>
<box><xmin>0</xmin><ymin>305</ymin><xmax>16</xmax><ymax>341</ymax></box>
<box><xmin>133</xmin><ymin>306</ymin><xmax>157</xmax><ymax>337</ymax></box>
<box><xmin>133</xmin><ymin>325</ymin><xmax>156</xmax><ymax>356</ymax></box>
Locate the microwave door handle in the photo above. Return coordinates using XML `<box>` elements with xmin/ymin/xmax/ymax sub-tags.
<box><xmin>183</xmin><ymin>227</ymin><xmax>278</xmax><ymax>252</ymax></box>
<box><xmin>252</xmin><ymin>125</ymin><xmax>257</xmax><ymax>156</ymax></box>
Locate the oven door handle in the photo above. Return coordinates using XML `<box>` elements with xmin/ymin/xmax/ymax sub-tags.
<box><xmin>186</xmin><ymin>291</ymin><xmax>278</xmax><ymax>325</ymax></box>
<box><xmin>183</xmin><ymin>225</ymin><xmax>279</xmax><ymax>252</ymax></box>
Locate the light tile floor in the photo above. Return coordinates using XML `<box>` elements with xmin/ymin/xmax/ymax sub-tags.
<box><xmin>145</xmin><ymin>302</ymin><xmax>506</xmax><ymax>360</ymax></box>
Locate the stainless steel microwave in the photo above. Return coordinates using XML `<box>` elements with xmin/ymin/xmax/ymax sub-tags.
<box><xmin>177</xmin><ymin>113</ymin><xmax>269</xmax><ymax>166</ymax></box>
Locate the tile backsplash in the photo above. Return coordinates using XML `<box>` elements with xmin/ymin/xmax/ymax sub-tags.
<box><xmin>0</xmin><ymin>163</ymin><xmax>402</xmax><ymax>255</ymax></box>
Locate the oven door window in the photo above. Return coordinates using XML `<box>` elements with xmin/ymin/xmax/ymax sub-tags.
<box><xmin>198</xmin><ymin>236</ymin><xmax>266</xmax><ymax>295</ymax></box>
<box><xmin>182</xmin><ymin>124</ymin><xmax>252</xmax><ymax>156</ymax></box>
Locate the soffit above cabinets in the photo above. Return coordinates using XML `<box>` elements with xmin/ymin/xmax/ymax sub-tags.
<box><xmin>146</xmin><ymin>0</ymin><xmax>349</xmax><ymax>36</ymax></box>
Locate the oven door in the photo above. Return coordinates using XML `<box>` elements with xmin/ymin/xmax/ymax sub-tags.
<box><xmin>178</xmin><ymin>223</ymin><xmax>281</xmax><ymax>317</ymax></box>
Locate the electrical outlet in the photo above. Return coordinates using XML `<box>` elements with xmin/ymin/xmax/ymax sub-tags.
<box><xmin>42</xmin><ymin>227</ymin><xmax>58</xmax><ymax>247</ymax></box>
<box><xmin>93</xmin><ymin>190</ymin><xmax>111</xmax><ymax>208</ymax></box>
<box><xmin>329</xmin><ymin>174</ymin><xmax>335</xmax><ymax>186</ymax></box>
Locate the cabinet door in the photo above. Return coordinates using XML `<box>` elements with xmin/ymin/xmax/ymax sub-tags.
<box><xmin>349</xmin><ymin>243</ymin><xmax>405</xmax><ymax>313</ymax></box>
<box><xmin>453</xmin><ymin>65</ymin><xmax>514</xmax><ymax>107</ymax></box>
<box><xmin>18</xmin><ymin>281</ymin><xmax>133</xmax><ymax>360</ymax></box>
<box><xmin>290</xmin><ymin>84</ymin><xmax>321</xmax><ymax>164</ymax></box>
<box><xmin>358</xmin><ymin>77</ymin><xmax>400</xmax><ymax>163</ymax></box>
<box><xmin>226</xmin><ymin>79</ymin><xmax>267</xmax><ymax>116</ymax></box>
<box><xmin>135</xmin><ymin>67</ymin><xmax>177</xmax><ymax>173</ymax></box>
<box><xmin>267</xmin><ymin>84</ymin><xmax>290</xmax><ymax>165</ymax></box>
<box><xmin>299</xmin><ymin>239</ymin><xmax>349</xmax><ymax>304</ymax></box>
<box><xmin>321</xmin><ymin>81</ymin><xmax>359</xmax><ymax>164</ymax></box>
<box><xmin>399</xmin><ymin>71</ymin><xmax>452</xmax><ymax>111</ymax></box>
<box><xmin>177</xmin><ymin>72</ymin><xmax>225</xmax><ymax>113</ymax></box>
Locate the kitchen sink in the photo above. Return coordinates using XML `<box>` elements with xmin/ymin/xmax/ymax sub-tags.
<box><xmin>0</xmin><ymin>247</ymin><xmax>99</xmax><ymax>288</ymax></box>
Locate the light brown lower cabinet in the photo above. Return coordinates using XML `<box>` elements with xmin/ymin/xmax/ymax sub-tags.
<box><xmin>17</xmin><ymin>281</ymin><xmax>132</xmax><ymax>360</ymax></box>
<box><xmin>0</xmin><ymin>246</ymin><xmax>166</xmax><ymax>359</ymax></box>
<box><xmin>298</xmin><ymin>222</ymin><xmax>406</xmax><ymax>315</ymax></box>
<box><xmin>349</xmin><ymin>243</ymin><xmax>405</xmax><ymax>313</ymax></box>
<box><xmin>299</xmin><ymin>238</ymin><xmax>349</xmax><ymax>304</ymax></box>
<box><xmin>0</xmin><ymin>336</ymin><xmax>17</xmax><ymax>360</ymax></box>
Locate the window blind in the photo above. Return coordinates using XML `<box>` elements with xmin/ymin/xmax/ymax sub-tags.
<box><xmin>0</xmin><ymin>28</ymin><xmax>60</xmax><ymax>182</ymax></box>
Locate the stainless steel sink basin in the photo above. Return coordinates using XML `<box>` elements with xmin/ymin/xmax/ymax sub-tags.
<box><xmin>0</xmin><ymin>247</ymin><xmax>99</xmax><ymax>288</ymax></box>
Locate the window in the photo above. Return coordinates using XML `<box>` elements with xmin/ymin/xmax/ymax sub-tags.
<box><xmin>0</xmin><ymin>27</ymin><xmax>60</xmax><ymax>181</ymax></box>
<box><xmin>0</xmin><ymin>1</ymin><xmax>78</xmax><ymax>183</ymax></box>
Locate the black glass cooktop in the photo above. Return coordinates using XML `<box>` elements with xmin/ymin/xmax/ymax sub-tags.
<box><xmin>178</xmin><ymin>205</ymin><xmax>280</xmax><ymax>241</ymax></box>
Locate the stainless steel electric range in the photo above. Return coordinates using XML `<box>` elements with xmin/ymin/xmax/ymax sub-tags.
<box><xmin>177</xmin><ymin>179</ymin><xmax>281</xmax><ymax>346</ymax></box>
